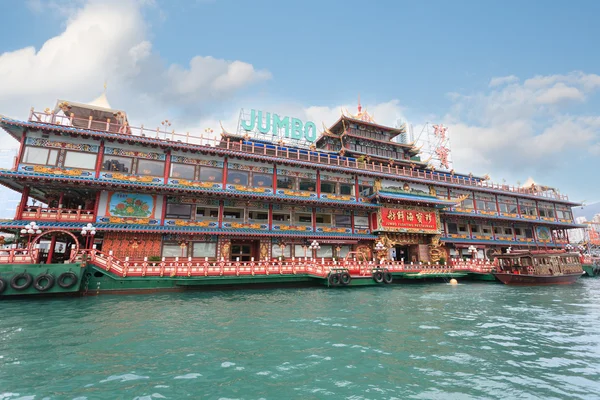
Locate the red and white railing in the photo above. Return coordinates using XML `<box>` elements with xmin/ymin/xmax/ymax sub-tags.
<box><xmin>0</xmin><ymin>249</ymin><xmax>34</xmax><ymax>264</ymax></box>
<box><xmin>21</xmin><ymin>207</ymin><xmax>95</xmax><ymax>222</ymax></box>
<box><xmin>83</xmin><ymin>250</ymin><xmax>495</xmax><ymax>278</ymax></box>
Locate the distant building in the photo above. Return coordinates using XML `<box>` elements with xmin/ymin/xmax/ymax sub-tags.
<box><xmin>0</xmin><ymin>148</ymin><xmax>21</xmax><ymax>219</ymax></box>
<box><xmin>569</xmin><ymin>216</ymin><xmax>588</xmax><ymax>243</ymax></box>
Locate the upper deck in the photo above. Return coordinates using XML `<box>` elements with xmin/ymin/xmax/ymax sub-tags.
<box><xmin>0</xmin><ymin>107</ymin><xmax>574</xmax><ymax>204</ymax></box>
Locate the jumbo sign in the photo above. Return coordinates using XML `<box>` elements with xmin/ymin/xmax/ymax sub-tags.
<box><xmin>240</xmin><ymin>109</ymin><xmax>317</xmax><ymax>143</ymax></box>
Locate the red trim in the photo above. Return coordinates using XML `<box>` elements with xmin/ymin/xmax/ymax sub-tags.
<box><xmin>312</xmin><ymin>208</ymin><xmax>317</xmax><ymax>232</ymax></box>
<box><xmin>94</xmin><ymin>140</ymin><xmax>104</xmax><ymax>179</ymax></box>
<box><xmin>218</xmin><ymin>200</ymin><xmax>224</xmax><ymax>228</ymax></box>
<box><xmin>15</xmin><ymin>130</ymin><xmax>27</xmax><ymax>167</ymax></box>
<box><xmin>46</xmin><ymin>234</ymin><xmax>57</xmax><ymax>263</ymax></box>
<box><xmin>351</xmin><ymin>210</ymin><xmax>355</xmax><ymax>233</ymax></box>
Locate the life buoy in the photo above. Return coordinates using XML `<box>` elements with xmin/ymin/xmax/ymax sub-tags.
<box><xmin>373</xmin><ymin>271</ymin><xmax>384</xmax><ymax>283</ymax></box>
<box><xmin>57</xmin><ymin>272</ymin><xmax>78</xmax><ymax>289</ymax></box>
<box><xmin>383</xmin><ymin>272</ymin><xmax>393</xmax><ymax>284</ymax></box>
<box><xmin>0</xmin><ymin>277</ymin><xmax>6</xmax><ymax>294</ymax></box>
<box><xmin>328</xmin><ymin>273</ymin><xmax>341</xmax><ymax>286</ymax></box>
<box><xmin>10</xmin><ymin>272</ymin><xmax>33</xmax><ymax>290</ymax></box>
<box><xmin>340</xmin><ymin>272</ymin><xmax>351</xmax><ymax>286</ymax></box>
<box><xmin>34</xmin><ymin>273</ymin><xmax>55</xmax><ymax>292</ymax></box>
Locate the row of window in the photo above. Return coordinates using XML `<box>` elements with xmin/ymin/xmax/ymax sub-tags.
<box><xmin>348</xmin><ymin>143</ymin><xmax>405</xmax><ymax>160</ymax></box>
<box><xmin>457</xmin><ymin>196</ymin><xmax>571</xmax><ymax>220</ymax></box>
<box><xmin>160</xmin><ymin>241</ymin><xmax>352</xmax><ymax>260</ymax></box>
<box><xmin>447</xmin><ymin>222</ymin><xmax>534</xmax><ymax>238</ymax></box>
<box><xmin>165</xmin><ymin>203</ymin><xmax>370</xmax><ymax>228</ymax></box>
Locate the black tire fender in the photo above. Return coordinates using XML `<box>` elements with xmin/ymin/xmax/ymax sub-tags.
<box><xmin>328</xmin><ymin>273</ymin><xmax>341</xmax><ymax>286</ymax></box>
<box><xmin>34</xmin><ymin>273</ymin><xmax>55</xmax><ymax>292</ymax></box>
<box><xmin>10</xmin><ymin>272</ymin><xmax>33</xmax><ymax>291</ymax></box>
<box><xmin>340</xmin><ymin>272</ymin><xmax>351</xmax><ymax>285</ymax></box>
<box><xmin>373</xmin><ymin>271</ymin><xmax>384</xmax><ymax>283</ymax></box>
<box><xmin>57</xmin><ymin>271</ymin><xmax>78</xmax><ymax>289</ymax></box>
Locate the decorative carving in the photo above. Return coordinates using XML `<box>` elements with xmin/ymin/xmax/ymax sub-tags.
<box><xmin>220</xmin><ymin>240</ymin><xmax>231</xmax><ymax>260</ymax></box>
<box><xmin>373</xmin><ymin>178</ymin><xmax>382</xmax><ymax>193</ymax></box>
<box><xmin>428</xmin><ymin>234</ymin><xmax>445</xmax><ymax>263</ymax></box>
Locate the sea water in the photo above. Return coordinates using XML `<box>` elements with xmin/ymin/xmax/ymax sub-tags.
<box><xmin>1</xmin><ymin>280</ymin><xmax>600</xmax><ymax>399</ymax></box>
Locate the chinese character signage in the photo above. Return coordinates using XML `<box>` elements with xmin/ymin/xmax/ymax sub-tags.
<box><xmin>380</xmin><ymin>208</ymin><xmax>438</xmax><ymax>232</ymax></box>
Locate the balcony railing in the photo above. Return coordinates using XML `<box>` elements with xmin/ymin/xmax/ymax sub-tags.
<box><xmin>21</xmin><ymin>207</ymin><xmax>95</xmax><ymax>222</ymax></box>
<box><xmin>26</xmin><ymin>109</ymin><xmax>570</xmax><ymax>201</ymax></box>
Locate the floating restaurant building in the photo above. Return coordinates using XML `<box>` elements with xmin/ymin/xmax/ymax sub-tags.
<box><xmin>0</xmin><ymin>94</ymin><xmax>584</xmax><ymax>295</ymax></box>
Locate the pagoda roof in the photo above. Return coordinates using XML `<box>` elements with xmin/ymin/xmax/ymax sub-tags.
<box><xmin>324</xmin><ymin>114</ymin><xmax>408</xmax><ymax>140</ymax></box>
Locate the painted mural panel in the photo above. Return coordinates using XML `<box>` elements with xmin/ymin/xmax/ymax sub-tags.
<box><xmin>96</xmin><ymin>191</ymin><xmax>162</xmax><ymax>225</ymax></box>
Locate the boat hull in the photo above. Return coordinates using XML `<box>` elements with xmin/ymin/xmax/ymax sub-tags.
<box><xmin>493</xmin><ymin>272</ymin><xmax>583</xmax><ymax>286</ymax></box>
<box><xmin>582</xmin><ymin>265</ymin><xmax>600</xmax><ymax>277</ymax></box>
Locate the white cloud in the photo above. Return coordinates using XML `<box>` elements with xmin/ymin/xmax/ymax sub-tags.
<box><xmin>489</xmin><ymin>75</ymin><xmax>519</xmax><ymax>87</ymax></box>
<box><xmin>0</xmin><ymin>0</ymin><xmax>270</xmax><ymax>124</ymax></box>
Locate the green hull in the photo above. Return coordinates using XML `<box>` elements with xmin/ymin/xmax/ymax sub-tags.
<box><xmin>582</xmin><ymin>264</ymin><xmax>600</xmax><ymax>277</ymax></box>
<box><xmin>395</xmin><ymin>272</ymin><xmax>468</xmax><ymax>280</ymax></box>
<box><xmin>0</xmin><ymin>263</ymin><xmax>84</xmax><ymax>297</ymax></box>
<box><xmin>465</xmin><ymin>272</ymin><xmax>498</xmax><ymax>281</ymax></box>
<box><xmin>319</xmin><ymin>276</ymin><xmax>384</xmax><ymax>288</ymax></box>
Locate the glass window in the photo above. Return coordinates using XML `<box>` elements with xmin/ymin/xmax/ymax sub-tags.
<box><xmin>199</xmin><ymin>167</ymin><xmax>223</xmax><ymax>183</ymax></box>
<box><xmin>504</xmin><ymin>228</ymin><xmax>513</xmax><ymax>235</ymax></box>
<box><xmin>137</xmin><ymin>159</ymin><xmax>165</xmax><ymax>177</ymax></box>
<box><xmin>253</xmin><ymin>173</ymin><xmax>273</xmax><ymax>188</ymax></box>
<box><xmin>354</xmin><ymin>216</ymin><xmax>369</xmax><ymax>229</ymax></box>
<box><xmin>162</xmin><ymin>244</ymin><xmax>182</xmax><ymax>258</ymax></box>
<box><xmin>299</xmin><ymin>179</ymin><xmax>316</xmax><ymax>191</ymax></box>
<box><xmin>272</xmin><ymin>212</ymin><xmax>290</xmax><ymax>222</ymax></box>
<box><xmin>223</xmin><ymin>208</ymin><xmax>244</xmax><ymax>219</ymax></box>
<box><xmin>277</xmin><ymin>176</ymin><xmax>296</xmax><ymax>189</ymax></box>
<box><xmin>315</xmin><ymin>214</ymin><xmax>332</xmax><ymax>224</ymax></box>
<box><xmin>471</xmin><ymin>225</ymin><xmax>480</xmax><ymax>233</ymax></box>
<box><xmin>166</xmin><ymin>203</ymin><xmax>192</xmax><ymax>219</ymax></box>
<box><xmin>320</xmin><ymin>181</ymin><xmax>336</xmax><ymax>194</ymax></box>
<box><xmin>63</xmin><ymin>151</ymin><xmax>97</xmax><ymax>170</ymax></box>
<box><xmin>337</xmin><ymin>245</ymin><xmax>351</xmax><ymax>258</ymax></box>
<box><xmin>296</xmin><ymin>213</ymin><xmax>312</xmax><ymax>224</ymax></box>
<box><xmin>22</xmin><ymin>147</ymin><xmax>59</xmax><ymax>166</ymax></box>
<box><xmin>334</xmin><ymin>215</ymin><xmax>352</xmax><ymax>227</ymax></box>
<box><xmin>196</xmin><ymin>207</ymin><xmax>219</xmax><ymax>219</ymax></box>
<box><xmin>316</xmin><ymin>245</ymin><xmax>333</xmax><ymax>258</ymax></box>
<box><xmin>102</xmin><ymin>155</ymin><xmax>132</xmax><ymax>173</ymax></box>
<box><xmin>294</xmin><ymin>244</ymin><xmax>310</xmax><ymax>258</ymax></box>
<box><xmin>170</xmin><ymin>163</ymin><xmax>195</xmax><ymax>180</ymax></box>
<box><xmin>447</xmin><ymin>223</ymin><xmax>458</xmax><ymax>234</ymax></box>
<box><xmin>340</xmin><ymin>184</ymin><xmax>354</xmax><ymax>195</ymax></box>
<box><xmin>272</xmin><ymin>245</ymin><xmax>292</xmax><ymax>259</ymax></box>
<box><xmin>358</xmin><ymin>185</ymin><xmax>372</xmax><ymax>197</ymax></box>
<box><xmin>227</xmin><ymin>171</ymin><xmax>249</xmax><ymax>186</ymax></box>
<box><xmin>482</xmin><ymin>226</ymin><xmax>492</xmax><ymax>234</ymax></box>
<box><xmin>525</xmin><ymin>228</ymin><xmax>533</xmax><ymax>238</ymax></box>
<box><xmin>192</xmin><ymin>242</ymin><xmax>217</xmax><ymax>259</ymax></box>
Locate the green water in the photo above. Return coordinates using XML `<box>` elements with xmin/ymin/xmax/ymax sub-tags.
<box><xmin>2</xmin><ymin>281</ymin><xmax>600</xmax><ymax>400</ymax></box>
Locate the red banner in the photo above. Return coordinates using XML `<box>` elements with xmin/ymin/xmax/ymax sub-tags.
<box><xmin>380</xmin><ymin>208</ymin><xmax>437</xmax><ymax>231</ymax></box>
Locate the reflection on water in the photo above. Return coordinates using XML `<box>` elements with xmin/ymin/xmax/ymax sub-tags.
<box><xmin>1</xmin><ymin>280</ymin><xmax>600</xmax><ymax>399</ymax></box>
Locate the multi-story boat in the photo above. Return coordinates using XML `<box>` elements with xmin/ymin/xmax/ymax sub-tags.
<box><xmin>0</xmin><ymin>94</ymin><xmax>584</xmax><ymax>296</ymax></box>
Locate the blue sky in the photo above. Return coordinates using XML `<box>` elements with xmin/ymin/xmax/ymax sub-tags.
<box><xmin>0</xmin><ymin>0</ymin><xmax>599</xmax><ymax>204</ymax></box>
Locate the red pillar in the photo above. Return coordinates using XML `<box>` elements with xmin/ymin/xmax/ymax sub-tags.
<box><xmin>164</xmin><ymin>150</ymin><xmax>171</xmax><ymax>184</ymax></box>
<box><xmin>312</xmin><ymin>207</ymin><xmax>317</xmax><ymax>232</ymax></box>
<box><xmin>222</xmin><ymin>157</ymin><xmax>228</xmax><ymax>187</ymax></box>
<box><xmin>272</xmin><ymin>164</ymin><xmax>277</xmax><ymax>192</ymax></box>
<box><xmin>94</xmin><ymin>140</ymin><xmax>104</xmax><ymax>179</ymax></box>
<box><xmin>351</xmin><ymin>210</ymin><xmax>355</xmax><ymax>233</ymax></box>
<box><xmin>46</xmin><ymin>234</ymin><xmax>57</xmax><ymax>264</ymax></box>
<box><xmin>93</xmin><ymin>191</ymin><xmax>101</xmax><ymax>218</ymax></box>
<box><xmin>218</xmin><ymin>200</ymin><xmax>224</xmax><ymax>228</ymax></box>
<box><xmin>354</xmin><ymin>176</ymin><xmax>360</xmax><ymax>201</ymax></box>
<box><xmin>316</xmin><ymin>171</ymin><xmax>321</xmax><ymax>197</ymax></box>
<box><xmin>16</xmin><ymin>186</ymin><xmax>30</xmax><ymax>219</ymax></box>
<box><xmin>268</xmin><ymin>204</ymin><xmax>273</xmax><ymax>230</ymax></box>
<box><xmin>160</xmin><ymin>196</ymin><xmax>167</xmax><ymax>225</ymax></box>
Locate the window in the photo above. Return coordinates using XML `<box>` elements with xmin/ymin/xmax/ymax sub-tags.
<box><xmin>471</xmin><ymin>225</ymin><xmax>480</xmax><ymax>233</ymax></box>
<box><xmin>277</xmin><ymin>176</ymin><xmax>296</xmax><ymax>190</ymax></box>
<box><xmin>162</xmin><ymin>244</ymin><xmax>182</xmax><ymax>258</ymax></box>
<box><xmin>499</xmin><ymin>202</ymin><xmax>518</xmax><ymax>214</ymax></box>
<box><xmin>316</xmin><ymin>245</ymin><xmax>333</xmax><ymax>258</ymax></box>
<box><xmin>248</xmin><ymin>211</ymin><xmax>268</xmax><ymax>221</ymax></box>
<box><xmin>294</xmin><ymin>244</ymin><xmax>310</xmax><ymax>258</ymax></box>
<box><xmin>447</xmin><ymin>222</ymin><xmax>458</xmax><ymax>234</ymax></box>
<box><xmin>102</xmin><ymin>155</ymin><xmax>132</xmax><ymax>173</ymax></box>
<box><xmin>515</xmin><ymin>228</ymin><xmax>523</xmax><ymax>236</ymax></box>
<box><xmin>354</xmin><ymin>216</ymin><xmax>369</xmax><ymax>229</ymax></box>
<box><xmin>539</xmin><ymin>207</ymin><xmax>555</xmax><ymax>218</ymax></box>
<box><xmin>199</xmin><ymin>167</ymin><xmax>223</xmax><ymax>183</ymax></box>
<box><xmin>63</xmin><ymin>151</ymin><xmax>97</xmax><ymax>170</ymax></box>
<box><xmin>299</xmin><ymin>179</ymin><xmax>316</xmax><ymax>191</ymax></box>
<box><xmin>525</xmin><ymin>228</ymin><xmax>533</xmax><ymax>239</ymax></box>
<box><xmin>231</xmin><ymin>243</ymin><xmax>253</xmax><ymax>261</ymax></box>
<box><xmin>458</xmin><ymin>224</ymin><xmax>468</xmax><ymax>233</ymax></box>
<box><xmin>315</xmin><ymin>214</ymin><xmax>332</xmax><ymax>225</ymax></box>
<box><xmin>192</xmin><ymin>242</ymin><xmax>217</xmax><ymax>259</ymax></box>
<box><xmin>504</xmin><ymin>228</ymin><xmax>513</xmax><ymax>235</ymax></box>
<box><xmin>295</xmin><ymin>213</ymin><xmax>312</xmax><ymax>225</ymax></box>
<box><xmin>196</xmin><ymin>207</ymin><xmax>219</xmax><ymax>219</ymax></box>
<box><xmin>340</xmin><ymin>183</ymin><xmax>354</xmax><ymax>196</ymax></box>
<box><xmin>358</xmin><ymin>185</ymin><xmax>372</xmax><ymax>197</ymax></box>
<box><xmin>334</xmin><ymin>215</ymin><xmax>352</xmax><ymax>227</ymax></box>
<box><xmin>223</xmin><ymin>208</ymin><xmax>244</xmax><ymax>219</ymax></box>
<box><xmin>320</xmin><ymin>181</ymin><xmax>336</xmax><ymax>194</ymax></box>
<box><xmin>476</xmin><ymin>199</ymin><xmax>497</xmax><ymax>212</ymax></box>
<box><xmin>272</xmin><ymin>212</ymin><xmax>290</xmax><ymax>222</ymax></box>
<box><xmin>336</xmin><ymin>245</ymin><xmax>351</xmax><ymax>258</ymax></box>
<box><xmin>253</xmin><ymin>174</ymin><xmax>273</xmax><ymax>188</ymax></box>
<box><xmin>520</xmin><ymin>206</ymin><xmax>537</xmax><ymax>216</ymax></box>
<box><xmin>166</xmin><ymin>203</ymin><xmax>192</xmax><ymax>219</ymax></box>
<box><xmin>227</xmin><ymin>171</ymin><xmax>249</xmax><ymax>186</ymax></box>
<box><xmin>22</xmin><ymin>147</ymin><xmax>59</xmax><ymax>166</ymax></box>
<box><xmin>137</xmin><ymin>159</ymin><xmax>165</xmax><ymax>177</ymax></box>
<box><xmin>482</xmin><ymin>226</ymin><xmax>492</xmax><ymax>234</ymax></box>
<box><xmin>170</xmin><ymin>163</ymin><xmax>195</xmax><ymax>180</ymax></box>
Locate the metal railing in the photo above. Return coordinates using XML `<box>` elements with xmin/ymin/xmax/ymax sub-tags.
<box><xmin>25</xmin><ymin>109</ymin><xmax>570</xmax><ymax>201</ymax></box>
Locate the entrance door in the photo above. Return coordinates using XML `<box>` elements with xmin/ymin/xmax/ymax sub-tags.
<box><xmin>230</xmin><ymin>240</ymin><xmax>258</xmax><ymax>261</ymax></box>
<box><xmin>395</xmin><ymin>245</ymin><xmax>410</xmax><ymax>262</ymax></box>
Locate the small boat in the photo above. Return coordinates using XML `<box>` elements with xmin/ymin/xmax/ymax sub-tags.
<box><xmin>493</xmin><ymin>250</ymin><xmax>584</xmax><ymax>285</ymax></box>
